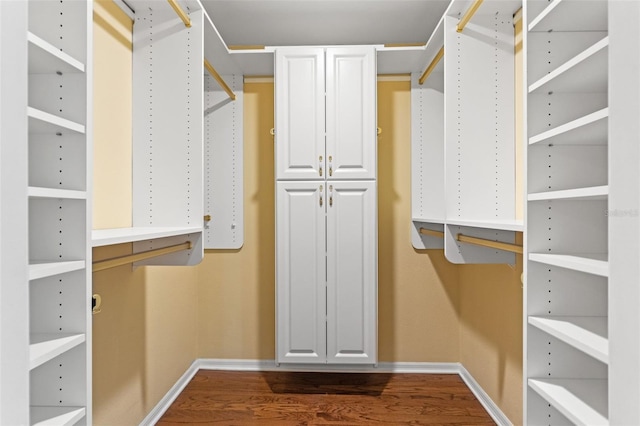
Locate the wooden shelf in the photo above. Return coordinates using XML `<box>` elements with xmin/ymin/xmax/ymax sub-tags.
<box><xmin>528</xmin><ymin>379</ymin><xmax>609</xmax><ymax>426</ymax></box>
<box><xmin>528</xmin><ymin>0</ymin><xmax>608</xmax><ymax>33</ymax></box>
<box><xmin>92</xmin><ymin>226</ymin><xmax>202</xmax><ymax>247</ymax></box>
<box><xmin>27</xmin><ymin>107</ymin><xmax>85</xmax><ymax>135</ymax></box>
<box><xmin>529</xmin><ymin>37</ymin><xmax>608</xmax><ymax>94</ymax></box>
<box><xmin>446</xmin><ymin>219</ymin><xmax>524</xmax><ymax>232</ymax></box>
<box><xmin>28</xmin><ymin>32</ymin><xmax>84</xmax><ymax>74</ymax></box>
<box><xmin>28</xmin><ymin>186</ymin><xmax>87</xmax><ymax>200</ymax></box>
<box><xmin>30</xmin><ymin>406</ymin><xmax>86</xmax><ymax>426</ymax></box>
<box><xmin>529</xmin><ymin>108</ymin><xmax>608</xmax><ymax>146</ymax></box>
<box><xmin>28</xmin><ymin>260</ymin><xmax>85</xmax><ymax>281</ymax></box>
<box><xmin>29</xmin><ymin>333</ymin><xmax>85</xmax><ymax>370</ymax></box>
<box><xmin>528</xmin><ymin>185</ymin><xmax>609</xmax><ymax>202</ymax></box>
<box><xmin>529</xmin><ymin>253</ymin><xmax>609</xmax><ymax>277</ymax></box>
<box><xmin>529</xmin><ymin>316</ymin><xmax>608</xmax><ymax>364</ymax></box>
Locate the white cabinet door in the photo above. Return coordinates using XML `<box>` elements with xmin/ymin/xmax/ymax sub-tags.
<box><xmin>275</xmin><ymin>48</ymin><xmax>326</xmax><ymax>180</ymax></box>
<box><xmin>326</xmin><ymin>47</ymin><xmax>377</xmax><ymax>180</ymax></box>
<box><xmin>276</xmin><ymin>181</ymin><xmax>327</xmax><ymax>364</ymax></box>
<box><xmin>326</xmin><ymin>180</ymin><xmax>377</xmax><ymax>364</ymax></box>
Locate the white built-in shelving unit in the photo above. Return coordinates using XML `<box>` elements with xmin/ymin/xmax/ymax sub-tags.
<box><xmin>525</xmin><ymin>0</ymin><xmax>614</xmax><ymax>424</ymax></box>
<box><xmin>411</xmin><ymin>0</ymin><xmax>523</xmax><ymax>263</ymax></box>
<box><xmin>92</xmin><ymin>0</ymin><xmax>205</xmax><ymax>267</ymax></box>
<box><xmin>28</xmin><ymin>0</ymin><xmax>93</xmax><ymax>422</ymax></box>
<box><xmin>0</xmin><ymin>0</ymin><xmax>93</xmax><ymax>423</ymax></box>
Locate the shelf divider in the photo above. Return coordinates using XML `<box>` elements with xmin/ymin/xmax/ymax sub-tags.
<box><xmin>28</xmin><ymin>31</ymin><xmax>85</xmax><ymax>73</ymax></box>
<box><xmin>529</xmin><ymin>316</ymin><xmax>608</xmax><ymax>364</ymax></box>
<box><xmin>528</xmin><ymin>185</ymin><xmax>609</xmax><ymax>202</ymax></box>
<box><xmin>30</xmin><ymin>406</ymin><xmax>86</xmax><ymax>426</ymax></box>
<box><xmin>29</xmin><ymin>333</ymin><xmax>85</xmax><ymax>370</ymax></box>
<box><xmin>28</xmin><ymin>260</ymin><xmax>85</xmax><ymax>281</ymax></box>
<box><xmin>529</xmin><ymin>253</ymin><xmax>609</xmax><ymax>277</ymax></box>
<box><xmin>528</xmin><ymin>379</ymin><xmax>609</xmax><ymax>426</ymax></box>
<box><xmin>27</xmin><ymin>107</ymin><xmax>85</xmax><ymax>135</ymax></box>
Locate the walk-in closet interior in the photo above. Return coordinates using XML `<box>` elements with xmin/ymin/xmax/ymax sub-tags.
<box><xmin>0</xmin><ymin>0</ymin><xmax>638</xmax><ymax>424</ymax></box>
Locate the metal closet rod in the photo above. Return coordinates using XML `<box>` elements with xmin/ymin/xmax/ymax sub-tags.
<box><xmin>418</xmin><ymin>227</ymin><xmax>523</xmax><ymax>254</ymax></box>
<box><xmin>167</xmin><ymin>0</ymin><xmax>191</xmax><ymax>28</ymax></box>
<box><xmin>204</xmin><ymin>59</ymin><xmax>237</xmax><ymax>101</ymax></box>
<box><xmin>92</xmin><ymin>241</ymin><xmax>192</xmax><ymax>273</ymax></box>
<box><xmin>419</xmin><ymin>46</ymin><xmax>444</xmax><ymax>85</ymax></box>
<box><xmin>457</xmin><ymin>0</ymin><xmax>484</xmax><ymax>33</ymax></box>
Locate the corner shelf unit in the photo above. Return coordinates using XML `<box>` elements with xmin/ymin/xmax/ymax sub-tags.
<box><xmin>525</xmin><ymin>1</ymin><xmax>611</xmax><ymax>424</ymax></box>
<box><xmin>411</xmin><ymin>0</ymin><xmax>523</xmax><ymax>263</ymax></box>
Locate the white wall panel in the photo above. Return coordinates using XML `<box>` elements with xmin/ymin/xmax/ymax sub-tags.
<box><xmin>203</xmin><ymin>74</ymin><xmax>243</xmax><ymax>249</ymax></box>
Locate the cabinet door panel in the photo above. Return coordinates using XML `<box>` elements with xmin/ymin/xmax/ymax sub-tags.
<box><xmin>276</xmin><ymin>181</ymin><xmax>327</xmax><ymax>363</ymax></box>
<box><xmin>326</xmin><ymin>181</ymin><xmax>377</xmax><ymax>364</ymax></box>
<box><xmin>326</xmin><ymin>47</ymin><xmax>377</xmax><ymax>180</ymax></box>
<box><xmin>275</xmin><ymin>48</ymin><xmax>325</xmax><ymax>180</ymax></box>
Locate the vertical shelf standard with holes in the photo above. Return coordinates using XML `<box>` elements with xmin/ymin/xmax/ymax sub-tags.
<box><xmin>524</xmin><ymin>0</ymin><xmax>619</xmax><ymax>424</ymax></box>
<box><xmin>0</xmin><ymin>0</ymin><xmax>93</xmax><ymax>423</ymax></box>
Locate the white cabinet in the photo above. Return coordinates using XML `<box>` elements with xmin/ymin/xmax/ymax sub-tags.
<box><xmin>275</xmin><ymin>46</ymin><xmax>377</xmax><ymax>365</ymax></box>
<box><xmin>326</xmin><ymin>181</ymin><xmax>377</xmax><ymax>364</ymax></box>
<box><xmin>276</xmin><ymin>181</ymin><xmax>377</xmax><ymax>365</ymax></box>
<box><xmin>276</xmin><ymin>182</ymin><xmax>327</xmax><ymax>364</ymax></box>
<box><xmin>275</xmin><ymin>46</ymin><xmax>377</xmax><ymax>181</ymax></box>
<box><xmin>275</xmin><ymin>48</ymin><xmax>326</xmax><ymax>180</ymax></box>
<box><xmin>326</xmin><ymin>48</ymin><xmax>377</xmax><ymax>180</ymax></box>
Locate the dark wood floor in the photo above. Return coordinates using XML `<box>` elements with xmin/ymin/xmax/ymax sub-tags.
<box><xmin>158</xmin><ymin>370</ymin><xmax>495</xmax><ymax>425</ymax></box>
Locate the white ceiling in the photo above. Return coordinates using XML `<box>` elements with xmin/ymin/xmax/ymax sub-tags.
<box><xmin>200</xmin><ymin>0</ymin><xmax>451</xmax><ymax>47</ymax></box>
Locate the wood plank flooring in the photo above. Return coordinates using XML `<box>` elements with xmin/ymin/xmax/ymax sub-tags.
<box><xmin>158</xmin><ymin>370</ymin><xmax>496</xmax><ymax>425</ymax></box>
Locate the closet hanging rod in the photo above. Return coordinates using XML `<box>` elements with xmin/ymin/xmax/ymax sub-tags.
<box><xmin>92</xmin><ymin>242</ymin><xmax>192</xmax><ymax>273</ymax></box>
<box><xmin>457</xmin><ymin>234</ymin><xmax>523</xmax><ymax>254</ymax></box>
<box><xmin>167</xmin><ymin>0</ymin><xmax>191</xmax><ymax>28</ymax></box>
<box><xmin>419</xmin><ymin>46</ymin><xmax>444</xmax><ymax>85</ymax></box>
<box><xmin>419</xmin><ymin>227</ymin><xmax>523</xmax><ymax>254</ymax></box>
<box><xmin>457</xmin><ymin>0</ymin><xmax>484</xmax><ymax>33</ymax></box>
<box><xmin>419</xmin><ymin>228</ymin><xmax>445</xmax><ymax>238</ymax></box>
<box><xmin>204</xmin><ymin>59</ymin><xmax>237</xmax><ymax>101</ymax></box>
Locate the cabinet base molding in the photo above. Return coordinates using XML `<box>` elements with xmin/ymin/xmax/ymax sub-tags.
<box><xmin>141</xmin><ymin>359</ymin><xmax>511</xmax><ymax>426</ymax></box>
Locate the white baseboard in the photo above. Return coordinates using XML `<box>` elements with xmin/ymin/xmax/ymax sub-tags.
<box><xmin>139</xmin><ymin>359</ymin><xmax>200</xmax><ymax>426</ymax></box>
<box><xmin>458</xmin><ymin>364</ymin><xmax>512</xmax><ymax>426</ymax></box>
<box><xmin>141</xmin><ymin>359</ymin><xmax>511</xmax><ymax>426</ymax></box>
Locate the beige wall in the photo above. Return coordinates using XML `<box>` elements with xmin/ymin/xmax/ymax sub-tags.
<box><xmin>458</xmin><ymin>248</ymin><xmax>523</xmax><ymax>424</ymax></box>
<box><xmin>92</xmin><ymin>2</ymin><xmax>198</xmax><ymax>424</ymax></box>
<box><xmin>196</xmin><ymin>82</ymin><xmax>276</xmax><ymax>359</ymax></box>
<box><xmin>376</xmin><ymin>80</ymin><xmax>461</xmax><ymax>361</ymax></box>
